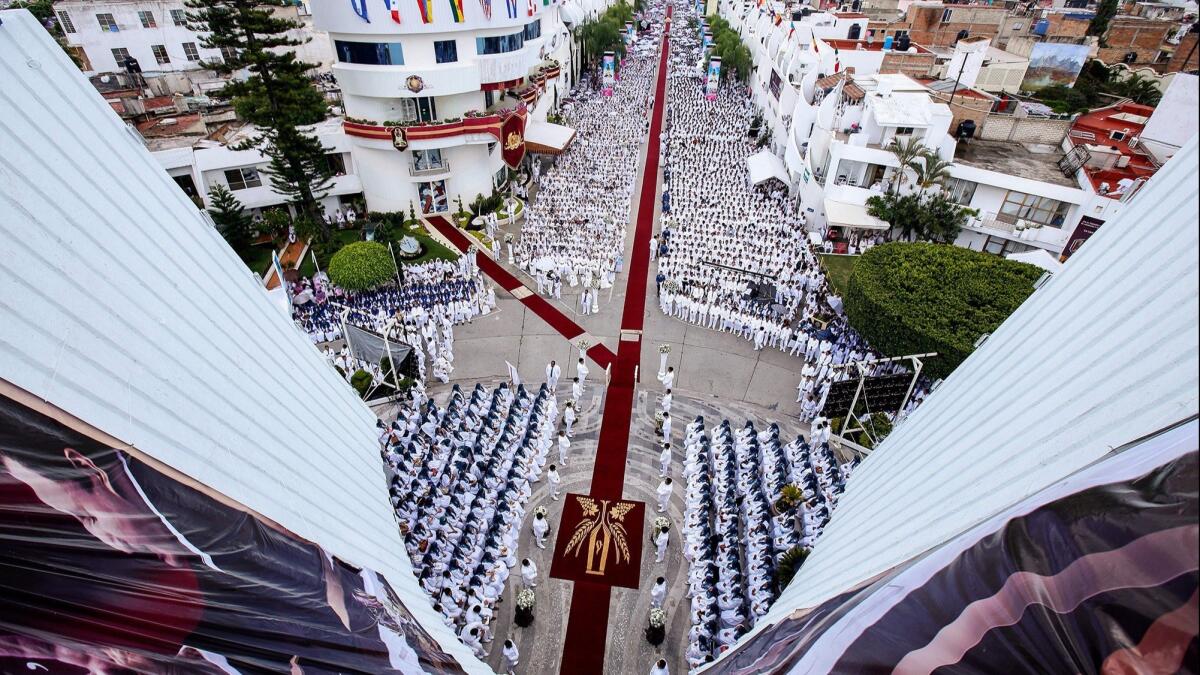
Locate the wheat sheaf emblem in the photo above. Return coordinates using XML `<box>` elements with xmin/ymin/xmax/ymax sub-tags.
<box><xmin>565</xmin><ymin>496</ymin><xmax>634</xmax><ymax>576</ymax></box>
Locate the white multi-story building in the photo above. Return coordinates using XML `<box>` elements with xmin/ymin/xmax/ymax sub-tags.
<box><xmin>312</xmin><ymin>0</ymin><xmax>602</xmax><ymax>214</ymax></box>
<box><xmin>55</xmin><ymin>0</ymin><xmax>334</xmax><ymax>76</ymax></box>
<box><xmin>722</xmin><ymin>0</ymin><xmax>1134</xmax><ymax>257</ymax></box>
<box><xmin>152</xmin><ymin>118</ymin><xmax>363</xmax><ymax>217</ymax></box>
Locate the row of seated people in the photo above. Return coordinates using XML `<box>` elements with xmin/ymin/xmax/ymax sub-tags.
<box><xmin>681</xmin><ymin>417</ymin><xmax>850</xmax><ymax>670</ymax></box>
<box><xmin>379</xmin><ymin>382</ymin><xmax>556</xmax><ymax>658</ymax></box>
<box><xmin>291</xmin><ymin>258</ymin><xmax>491</xmax><ymax>344</ymax></box>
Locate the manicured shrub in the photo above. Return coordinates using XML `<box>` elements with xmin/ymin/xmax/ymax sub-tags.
<box><xmin>328</xmin><ymin>241</ymin><xmax>395</xmax><ymax>291</ymax></box>
<box><xmin>844</xmin><ymin>242</ymin><xmax>1041</xmax><ymax>381</ymax></box>
<box><xmin>349</xmin><ymin>369</ymin><xmax>373</xmax><ymax>398</ymax></box>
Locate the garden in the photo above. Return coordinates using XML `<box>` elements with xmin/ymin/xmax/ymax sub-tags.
<box><xmin>843</xmin><ymin>242</ymin><xmax>1043</xmax><ymax>381</ymax></box>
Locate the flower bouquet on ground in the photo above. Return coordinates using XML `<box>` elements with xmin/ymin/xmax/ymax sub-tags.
<box><xmin>654</xmin><ymin>412</ymin><xmax>665</xmax><ymax>435</ymax></box>
<box><xmin>646</xmin><ymin>607</ymin><xmax>667</xmax><ymax>645</ymax></box>
<box><xmin>651</xmin><ymin>516</ymin><xmax>671</xmax><ymax>543</ymax></box>
<box><xmin>534</xmin><ymin>505</ymin><xmax>549</xmax><ymax>519</ymax></box>
<box><xmin>658</xmin><ymin>344</ymin><xmax>671</xmax><ymax>354</ymax></box>
<box><xmin>515</xmin><ymin>589</ymin><xmax>536</xmax><ymax>627</ymax></box>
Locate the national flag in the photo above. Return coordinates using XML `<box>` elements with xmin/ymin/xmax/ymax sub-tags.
<box><xmin>526</xmin><ymin>0</ymin><xmax>535</xmax><ymax>16</ymax></box>
<box><xmin>788</xmin><ymin>20</ymin><xmax>795</xmax><ymax>38</ymax></box>
<box><xmin>350</xmin><ymin>0</ymin><xmax>370</xmax><ymax>22</ymax></box>
<box><xmin>479</xmin><ymin>0</ymin><xmax>492</xmax><ymax>19</ymax></box>
<box><xmin>384</xmin><ymin>0</ymin><xmax>402</xmax><ymax>23</ymax></box>
<box><xmin>448</xmin><ymin>0</ymin><xmax>465</xmax><ymax>21</ymax></box>
<box><xmin>505</xmin><ymin>0</ymin><xmax>518</xmax><ymax>18</ymax></box>
<box><xmin>417</xmin><ymin>0</ymin><xmax>434</xmax><ymax>23</ymax></box>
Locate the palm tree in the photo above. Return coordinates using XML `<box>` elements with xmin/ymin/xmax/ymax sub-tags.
<box><xmin>1114</xmin><ymin>73</ymin><xmax>1162</xmax><ymax>106</ymax></box>
<box><xmin>886</xmin><ymin>137</ymin><xmax>924</xmax><ymax>193</ymax></box>
<box><xmin>910</xmin><ymin>150</ymin><xmax>954</xmax><ymax>195</ymax></box>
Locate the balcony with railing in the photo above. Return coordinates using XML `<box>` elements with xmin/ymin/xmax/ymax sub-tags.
<box><xmin>409</xmin><ymin>160</ymin><xmax>451</xmax><ymax>177</ymax></box>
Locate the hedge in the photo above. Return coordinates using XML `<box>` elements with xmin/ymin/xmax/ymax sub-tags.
<box><xmin>844</xmin><ymin>242</ymin><xmax>1042</xmax><ymax>381</ymax></box>
<box><xmin>327</xmin><ymin>241</ymin><xmax>396</xmax><ymax>291</ymax></box>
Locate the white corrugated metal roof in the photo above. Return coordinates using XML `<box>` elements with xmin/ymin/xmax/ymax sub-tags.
<box><xmin>0</xmin><ymin>11</ymin><xmax>486</xmax><ymax>671</ymax></box>
<box><xmin>729</xmin><ymin>136</ymin><xmax>1200</xmax><ymax>661</ymax></box>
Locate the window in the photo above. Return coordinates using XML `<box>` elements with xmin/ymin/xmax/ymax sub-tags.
<box><xmin>111</xmin><ymin>47</ymin><xmax>131</xmax><ymax>65</ymax></box>
<box><xmin>183</xmin><ymin>42</ymin><xmax>200</xmax><ymax>61</ymax></box>
<box><xmin>999</xmin><ymin>190</ymin><xmax>1069</xmax><ymax>227</ymax></box>
<box><xmin>476</xmin><ymin>31</ymin><xmax>525</xmax><ymax>55</ymax></box>
<box><xmin>494</xmin><ymin>167</ymin><xmax>508</xmax><ymax>188</ymax></box>
<box><xmin>894</xmin><ymin>126</ymin><xmax>915</xmax><ymax>136</ymax></box>
<box><xmin>334</xmin><ymin>40</ymin><xmax>404</xmax><ymax>65</ymax></box>
<box><xmin>224</xmin><ymin>167</ymin><xmax>262</xmax><ymax>191</ymax></box>
<box><xmin>97</xmin><ymin>13</ymin><xmax>118</xmax><ymax>31</ymax></box>
<box><xmin>945</xmin><ymin>178</ymin><xmax>977</xmax><ymax>205</ymax></box>
<box><xmin>940</xmin><ymin>8</ymin><xmax>953</xmax><ymax>22</ymax></box>
<box><xmin>893</xmin><ymin>29</ymin><xmax>908</xmax><ymax>38</ymax></box>
<box><xmin>434</xmin><ymin>39</ymin><xmax>458</xmax><ymax>63</ymax></box>
<box><xmin>399</xmin><ymin>96</ymin><xmax>438</xmax><ymax>123</ymax></box>
<box><xmin>138</xmin><ymin>10</ymin><xmax>156</xmax><ymax>28</ymax></box>
<box><xmin>484</xmin><ymin>89</ymin><xmax>495</xmax><ymax>109</ymax></box>
<box><xmin>171</xmin><ymin>9</ymin><xmax>187</xmax><ymax>25</ymax></box>
<box><xmin>418</xmin><ymin>180</ymin><xmax>449</xmax><ymax>213</ymax></box>
<box><xmin>152</xmin><ymin>44</ymin><xmax>170</xmax><ymax>65</ymax></box>
<box><xmin>220</xmin><ymin>46</ymin><xmax>238</xmax><ymax>62</ymax></box>
<box><xmin>1155</xmin><ymin>50</ymin><xmax>1171</xmax><ymax>64</ymax></box>
<box><xmin>1109</xmin><ymin>130</ymin><xmax>1126</xmax><ymax>141</ymax></box>
<box><xmin>524</xmin><ymin>19</ymin><xmax>542</xmax><ymax>40</ymax></box>
<box><xmin>57</xmin><ymin>11</ymin><xmax>76</xmax><ymax>33</ymax></box>
<box><xmin>325</xmin><ymin>153</ymin><xmax>348</xmax><ymax>176</ymax></box>
<box><xmin>413</xmin><ymin>149</ymin><xmax>445</xmax><ymax>171</ymax></box>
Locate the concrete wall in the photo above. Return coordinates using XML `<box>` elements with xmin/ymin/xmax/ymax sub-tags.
<box><xmin>979</xmin><ymin>113</ymin><xmax>1072</xmax><ymax>144</ymax></box>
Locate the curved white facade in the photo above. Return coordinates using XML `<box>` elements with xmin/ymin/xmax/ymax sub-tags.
<box><xmin>313</xmin><ymin>0</ymin><xmax>594</xmax><ymax>213</ymax></box>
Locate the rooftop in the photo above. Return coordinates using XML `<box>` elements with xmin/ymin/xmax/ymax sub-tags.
<box><xmin>1068</xmin><ymin>101</ymin><xmax>1159</xmax><ymax>194</ymax></box>
<box><xmin>954</xmin><ymin>139</ymin><xmax>1079</xmax><ymax>188</ymax></box>
<box><xmin>823</xmin><ymin>38</ymin><xmax>935</xmax><ymax>53</ymax></box>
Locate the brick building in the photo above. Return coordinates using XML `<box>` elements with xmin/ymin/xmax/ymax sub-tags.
<box><xmin>1098</xmin><ymin>16</ymin><xmax>1177</xmax><ymax>70</ymax></box>
<box><xmin>870</xmin><ymin>3</ymin><xmax>1008</xmax><ymax>49</ymax></box>
<box><xmin>1166</xmin><ymin>29</ymin><xmax>1199</xmax><ymax>73</ymax></box>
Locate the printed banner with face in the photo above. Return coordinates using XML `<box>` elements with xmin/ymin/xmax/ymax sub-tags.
<box><xmin>602</xmin><ymin>52</ymin><xmax>616</xmax><ymax>96</ymax></box>
<box><xmin>706</xmin><ymin>423</ymin><xmax>1199</xmax><ymax>674</ymax></box>
<box><xmin>1060</xmin><ymin>215</ymin><xmax>1104</xmax><ymax>262</ymax></box>
<box><xmin>0</xmin><ymin>394</ymin><xmax>467</xmax><ymax>674</ymax></box>
<box><xmin>500</xmin><ymin>111</ymin><xmax>527</xmax><ymax>169</ymax></box>
<box><xmin>705</xmin><ymin>57</ymin><xmax>721</xmax><ymax>100</ymax></box>
<box><xmin>550</xmin><ymin>493</ymin><xmax>645</xmax><ymax>589</ymax></box>
<box><xmin>625</xmin><ymin>21</ymin><xmax>635</xmax><ymax>45</ymax></box>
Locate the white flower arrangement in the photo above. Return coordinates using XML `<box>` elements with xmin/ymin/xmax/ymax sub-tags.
<box><xmin>658</xmin><ymin>344</ymin><xmax>671</xmax><ymax>354</ymax></box>
<box><xmin>534</xmin><ymin>505</ymin><xmax>549</xmax><ymax>519</ymax></box>
<box><xmin>654</xmin><ymin>412</ymin><xmax>665</xmax><ymax>425</ymax></box>
<box><xmin>648</xmin><ymin>608</ymin><xmax>667</xmax><ymax>629</ymax></box>
<box><xmin>516</xmin><ymin>589</ymin><xmax>536</xmax><ymax>610</ymax></box>
<box><xmin>504</xmin><ymin>233</ymin><xmax>514</xmax><ymax>243</ymax></box>
<box><xmin>653</xmin><ymin>516</ymin><xmax>671</xmax><ymax>533</ymax></box>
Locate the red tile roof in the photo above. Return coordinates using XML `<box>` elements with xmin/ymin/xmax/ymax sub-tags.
<box><xmin>1068</xmin><ymin>101</ymin><xmax>1159</xmax><ymax>195</ymax></box>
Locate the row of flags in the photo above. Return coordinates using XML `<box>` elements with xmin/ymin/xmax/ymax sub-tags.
<box><xmin>351</xmin><ymin>0</ymin><xmax>550</xmax><ymax>23</ymax></box>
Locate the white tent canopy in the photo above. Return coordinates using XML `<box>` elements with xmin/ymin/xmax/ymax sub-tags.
<box><xmin>824</xmin><ymin>199</ymin><xmax>890</xmax><ymax>230</ymax></box>
<box><xmin>525</xmin><ymin>120</ymin><xmax>576</xmax><ymax>154</ymax></box>
<box><xmin>1006</xmin><ymin>248</ymin><xmax>1063</xmax><ymax>274</ymax></box>
<box><xmin>747</xmin><ymin>150</ymin><xmax>790</xmax><ymax>186</ymax></box>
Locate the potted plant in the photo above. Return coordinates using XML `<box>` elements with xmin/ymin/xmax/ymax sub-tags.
<box><xmin>515</xmin><ymin>588</ymin><xmax>536</xmax><ymax>627</ymax></box>
<box><xmin>645</xmin><ymin>607</ymin><xmax>667</xmax><ymax>645</ymax></box>
<box><xmin>772</xmin><ymin>484</ymin><xmax>803</xmax><ymax>514</ymax></box>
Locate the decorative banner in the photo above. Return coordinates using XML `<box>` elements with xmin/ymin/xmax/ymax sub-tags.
<box><xmin>705</xmin><ymin>56</ymin><xmax>721</xmax><ymax>100</ymax></box>
<box><xmin>350</xmin><ymin>0</ymin><xmax>370</xmax><ymax>21</ymax></box>
<box><xmin>505</xmin><ymin>0</ymin><xmax>518</xmax><ymax>18</ymax></box>
<box><xmin>0</xmin><ymin>393</ymin><xmax>469</xmax><ymax>674</ymax></box>
<box><xmin>527</xmin><ymin>0</ymin><xmax>536</xmax><ymax>16</ymax></box>
<box><xmin>703</xmin><ymin>29</ymin><xmax>713</xmax><ymax>53</ymax></box>
<box><xmin>391</xmin><ymin>126</ymin><xmax>410</xmax><ymax>151</ymax></box>
<box><xmin>602</xmin><ymin>51</ymin><xmax>616</xmax><ymax>96</ymax></box>
<box><xmin>448</xmin><ymin>0</ymin><xmax>465</xmax><ymax>21</ymax></box>
<box><xmin>624</xmin><ymin>20</ymin><xmax>635</xmax><ymax>45</ymax></box>
<box><xmin>1060</xmin><ymin>215</ymin><xmax>1104</xmax><ymax>262</ymax></box>
<box><xmin>500</xmin><ymin>107</ymin><xmax>527</xmax><ymax>169</ymax></box>
<box><xmin>549</xmin><ymin>493</ymin><xmax>646</xmax><ymax>589</ymax></box>
<box><xmin>703</xmin><ymin>429</ymin><xmax>1198</xmax><ymax>675</ymax></box>
<box><xmin>479</xmin><ymin>0</ymin><xmax>492</xmax><ymax>18</ymax></box>
<box><xmin>417</xmin><ymin>0</ymin><xmax>434</xmax><ymax>23</ymax></box>
<box><xmin>383</xmin><ymin>0</ymin><xmax>402</xmax><ymax>22</ymax></box>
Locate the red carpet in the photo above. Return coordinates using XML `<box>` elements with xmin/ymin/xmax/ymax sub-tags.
<box><xmin>559</xmin><ymin>6</ymin><xmax>673</xmax><ymax>673</ymax></box>
<box><xmin>549</xmin><ymin>494</ymin><xmax>646</xmax><ymax>589</ymax></box>
<box><xmin>424</xmin><ymin>215</ymin><xmax>616</xmax><ymax>369</ymax></box>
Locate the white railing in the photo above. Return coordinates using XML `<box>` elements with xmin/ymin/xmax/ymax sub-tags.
<box><xmin>409</xmin><ymin>161</ymin><xmax>451</xmax><ymax>177</ymax></box>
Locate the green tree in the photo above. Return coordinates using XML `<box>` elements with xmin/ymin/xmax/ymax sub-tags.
<box><xmin>885</xmin><ymin>137</ymin><xmax>924</xmax><ymax>193</ymax></box>
<box><xmin>844</xmin><ymin>242</ymin><xmax>1042</xmax><ymax>380</ymax></box>
<box><xmin>328</xmin><ymin>241</ymin><xmax>396</xmax><ymax>291</ymax></box>
<box><xmin>185</xmin><ymin>0</ymin><xmax>333</xmax><ymax>232</ymax></box>
<box><xmin>1112</xmin><ymin>73</ymin><xmax>1162</xmax><ymax>105</ymax></box>
<box><xmin>207</xmin><ymin>183</ymin><xmax>254</xmax><ymax>251</ymax></box>
<box><xmin>867</xmin><ymin>192</ymin><xmax>975</xmax><ymax>243</ymax></box>
<box><xmin>1089</xmin><ymin>0</ymin><xmax>1119</xmax><ymax>37</ymax></box>
<box><xmin>910</xmin><ymin>150</ymin><xmax>954</xmax><ymax>194</ymax></box>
